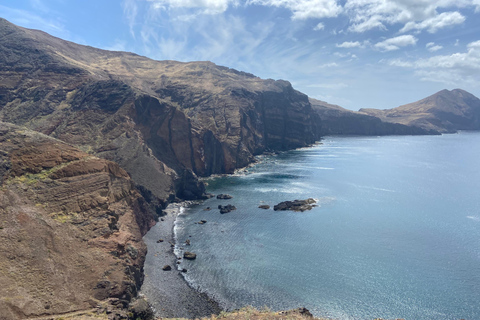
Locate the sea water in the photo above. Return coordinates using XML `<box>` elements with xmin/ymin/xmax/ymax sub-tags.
<box><xmin>173</xmin><ymin>132</ymin><xmax>480</xmax><ymax>320</ymax></box>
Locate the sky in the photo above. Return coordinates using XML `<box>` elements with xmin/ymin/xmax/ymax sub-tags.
<box><xmin>1</xmin><ymin>0</ymin><xmax>480</xmax><ymax>110</ymax></box>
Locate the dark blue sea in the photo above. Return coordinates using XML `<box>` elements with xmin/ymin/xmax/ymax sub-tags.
<box><xmin>173</xmin><ymin>132</ymin><xmax>480</xmax><ymax>320</ymax></box>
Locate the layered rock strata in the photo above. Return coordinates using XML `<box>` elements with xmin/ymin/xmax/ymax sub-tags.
<box><xmin>0</xmin><ymin>122</ymin><xmax>156</xmax><ymax>319</ymax></box>
<box><xmin>0</xmin><ymin>18</ymin><xmax>320</xmax><ymax>206</ymax></box>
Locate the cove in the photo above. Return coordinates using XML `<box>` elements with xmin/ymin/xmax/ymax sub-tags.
<box><xmin>170</xmin><ymin>132</ymin><xmax>480</xmax><ymax>320</ymax></box>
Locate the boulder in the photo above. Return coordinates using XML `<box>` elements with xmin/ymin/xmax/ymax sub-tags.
<box><xmin>184</xmin><ymin>252</ymin><xmax>197</xmax><ymax>260</ymax></box>
<box><xmin>162</xmin><ymin>265</ymin><xmax>172</xmax><ymax>271</ymax></box>
<box><xmin>129</xmin><ymin>298</ymin><xmax>155</xmax><ymax>320</ymax></box>
<box><xmin>217</xmin><ymin>194</ymin><xmax>233</xmax><ymax>199</ymax></box>
<box><xmin>218</xmin><ymin>204</ymin><xmax>236</xmax><ymax>214</ymax></box>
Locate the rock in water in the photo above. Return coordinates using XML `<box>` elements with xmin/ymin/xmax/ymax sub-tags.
<box><xmin>274</xmin><ymin>198</ymin><xmax>316</xmax><ymax>212</ymax></box>
<box><xmin>218</xmin><ymin>204</ymin><xmax>237</xmax><ymax>214</ymax></box>
<box><xmin>217</xmin><ymin>194</ymin><xmax>233</xmax><ymax>199</ymax></box>
<box><xmin>183</xmin><ymin>252</ymin><xmax>197</xmax><ymax>260</ymax></box>
<box><xmin>258</xmin><ymin>205</ymin><xmax>270</xmax><ymax>209</ymax></box>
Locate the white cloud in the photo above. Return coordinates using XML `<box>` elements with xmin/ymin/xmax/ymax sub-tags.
<box><xmin>386</xmin><ymin>40</ymin><xmax>480</xmax><ymax>85</ymax></box>
<box><xmin>426</xmin><ymin>42</ymin><xmax>443</xmax><ymax>52</ymax></box>
<box><xmin>248</xmin><ymin>0</ymin><xmax>342</xmax><ymax>20</ymax></box>
<box><xmin>103</xmin><ymin>40</ymin><xmax>128</xmax><ymax>52</ymax></box>
<box><xmin>319</xmin><ymin>62</ymin><xmax>339</xmax><ymax>67</ymax></box>
<box><xmin>336</xmin><ymin>41</ymin><xmax>363</xmax><ymax>48</ymax></box>
<box><xmin>123</xmin><ymin>0</ymin><xmax>138</xmax><ymax>38</ymax></box>
<box><xmin>0</xmin><ymin>4</ymin><xmax>67</xmax><ymax>37</ymax></box>
<box><xmin>375</xmin><ymin>35</ymin><xmax>417</xmax><ymax>51</ymax></box>
<box><xmin>386</xmin><ymin>59</ymin><xmax>414</xmax><ymax>67</ymax></box>
<box><xmin>313</xmin><ymin>22</ymin><xmax>325</xmax><ymax>30</ymax></box>
<box><xmin>307</xmin><ymin>82</ymin><xmax>348</xmax><ymax>89</ymax></box>
<box><xmin>148</xmin><ymin>0</ymin><xmax>233</xmax><ymax>14</ymax></box>
<box><xmin>344</xmin><ymin>0</ymin><xmax>474</xmax><ymax>33</ymax></box>
<box><xmin>400</xmin><ymin>11</ymin><xmax>465</xmax><ymax>33</ymax></box>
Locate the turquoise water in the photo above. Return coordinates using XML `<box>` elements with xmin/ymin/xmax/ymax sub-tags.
<box><xmin>174</xmin><ymin>132</ymin><xmax>480</xmax><ymax>320</ymax></box>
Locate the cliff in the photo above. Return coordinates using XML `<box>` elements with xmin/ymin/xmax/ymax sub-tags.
<box><xmin>310</xmin><ymin>98</ymin><xmax>435</xmax><ymax>136</ymax></box>
<box><xmin>0</xmin><ymin>18</ymin><xmax>320</xmax><ymax>205</ymax></box>
<box><xmin>359</xmin><ymin>89</ymin><xmax>480</xmax><ymax>133</ymax></box>
<box><xmin>0</xmin><ymin>122</ymin><xmax>156</xmax><ymax>319</ymax></box>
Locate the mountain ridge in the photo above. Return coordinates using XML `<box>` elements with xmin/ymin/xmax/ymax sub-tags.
<box><xmin>359</xmin><ymin>88</ymin><xmax>480</xmax><ymax>133</ymax></box>
<box><xmin>0</xmin><ymin>17</ymin><xmax>320</xmax><ymax>205</ymax></box>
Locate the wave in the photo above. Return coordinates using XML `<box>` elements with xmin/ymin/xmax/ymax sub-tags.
<box><xmin>466</xmin><ymin>216</ymin><xmax>480</xmax><ymax>222</ymax></box>
<box><xmin>348</xmin><ymin>183</ymin><xmax>396</xmax><ymax>193</ymax></box>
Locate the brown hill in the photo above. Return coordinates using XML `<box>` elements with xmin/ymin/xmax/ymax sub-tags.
<box><xmin>0</xmin><ymin>18</ymin><xmax>320</xmax><ymax>204</ymax></box>
<box><xmin>359</xmin><ymin>89</ymin><xmax>480</xmax><ymax>133</ymax></box>
<box><xmin>0</xmin><ymin>122</ymin><xmax>156</xmax><ymax>319</ymax></box>
<box><xmin>310</xmin><ymin>98</ymin><xmax>435</xmax><ymax>136</ymax></box>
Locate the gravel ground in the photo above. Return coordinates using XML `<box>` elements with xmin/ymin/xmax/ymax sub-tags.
<box><xmin>140</xmin><ymin>203</ymin><xmax>222</xmax><ymax>318</ymax></box>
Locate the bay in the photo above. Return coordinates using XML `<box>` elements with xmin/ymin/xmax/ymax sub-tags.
<box><xmin>173</xmin><ymin>132</ymin><xmax>480</xmax><ymax>320</ymax></box>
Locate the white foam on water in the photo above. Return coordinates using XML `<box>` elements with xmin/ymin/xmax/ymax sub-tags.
<box><xmin>253</xmin><ymin>187</ymin><xmax>304</xmax><ymax>194</ymax></box>
<box><xmin>466</xmin><ymin>216</ymin><xmax>480</xmax><ymax>222</ymax></box>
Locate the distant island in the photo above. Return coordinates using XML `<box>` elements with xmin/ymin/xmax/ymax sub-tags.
<box><xmin>1</xmin><ymin>17</ymin><xmax>479</xmax><ymax>320</ymax></box>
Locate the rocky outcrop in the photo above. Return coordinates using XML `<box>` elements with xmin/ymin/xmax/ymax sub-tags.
<box><xmin>274</xmin><ymin>199</ymin><xmax>317</xmax><ymax>212</ymax></box>
<box><xmin>359</xmin><ymin>89</ymin><xmax>480</xmax><ymax>133</ymax></box>
<box><xmin>216</xmin><ymin>194</ymin><xmax>233</xmax><ymax>199</ymax></box>
<box><xmin>0</xmin><ymin>18</ymin><xmax>320</xmax><ymax>209</ymax></box>
<box><xmin>218</xmin><ymin>204</ymin><xmax>237</xmax><ymax>214</ymax></box>
<box><xmin>310</xmin><ymin>98</ymin><xmax>436</xmax><ymax>136</ymax></box>
<box><xmin>0</xmin><ymin>122</ymin><xmax>156</xmax><ymax>319</ymax></box>
<box><xmin>183</xmin><ymin>252</ymin><xmax>197</xmax><ymax>260</ymax></box>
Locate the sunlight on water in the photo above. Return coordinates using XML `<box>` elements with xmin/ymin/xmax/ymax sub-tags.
<box><xmin>174</xmin><ymin>132</ymin><xmax>480</xmax><ymax>320</ymax></box>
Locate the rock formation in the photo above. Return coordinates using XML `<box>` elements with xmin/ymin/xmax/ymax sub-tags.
<box><xmin>310</xmin><ymin>98</ymin><xmax>436</xmax><ymax>136</ymax></box>
<box><xmin>274</xmin><ymin>199</ymin><xmax>317</xmax><ymax>212</ymax></box>
<box><xmin>0</xmin><ymin>18</ymin><xmax>320</xmax><ymax>207</ymax></box>
<box><xmin>218</xmin><ymin>204</ymin><xmax>237</xmax><ymax>214</ymax></box>
<box><xmin>0</xmin><ymin>122</ymin><xmax>156</xmax><ymax>319</ymax></box>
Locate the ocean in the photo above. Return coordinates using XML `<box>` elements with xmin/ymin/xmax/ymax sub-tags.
<box><xmin>171</xmin><ymin>132</ymin><xmax>480</xmax><ymax>320</ymax></box>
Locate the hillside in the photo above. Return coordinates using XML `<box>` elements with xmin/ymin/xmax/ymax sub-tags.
<box><xmin>0</xmin><ymin>18</ymin><xmax>320</xmax><ymax>205</ymax></box>
<box><xmin>310</xmin><ymin>98</ymin><xmax>435</xmax><ymax>136</ymax></box>
<box><xmin>359</xmin><ymin>89</ymin><xmax>480</xmax><ymax>133</ymax></box>
<box><xmin>0</xmin><ymin>122</ymin><xmax>156</xmax><ymax>320</ymax></box>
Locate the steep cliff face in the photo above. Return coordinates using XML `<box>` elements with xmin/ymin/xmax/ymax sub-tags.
<box><xmin>310</xmin><ymin>98</ymin><xmax>436</xmax><ymax>136</ymax></box>
<box><xmin>0</xmin><ymin>122</ymin><xmax>156</xmax><ymax>319</ymax></box>
<box><xmin>0</xmin><ymin>18</ymin><xmax>320</xmax><ymax>203</ymax></box>
<box><xmin>359</xmin><ymin>89</ymin><xmax>480</xmax><ymax>133</ymax></box>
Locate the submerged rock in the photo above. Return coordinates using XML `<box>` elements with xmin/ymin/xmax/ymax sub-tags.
<box><xmin>273</xmin><ymin>198</ymin><xmax>316</xmax><ymax>212</ymax></box>
<box><xmin>184</xmin><ymin>252</ymin><xmax>197</xmax><ymax>260</ymax></box>
<box><xmin>218</xmin><ymin>204</ymin><xmax>236</xmax><ymax>214</ymax></box>
<box><xmin>217</xmin><ymin>194</ymin><xmax>233</xmax><ymax>199</ymax></box>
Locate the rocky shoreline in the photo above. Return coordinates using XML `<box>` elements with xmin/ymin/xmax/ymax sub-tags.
<box><xmin>140</xmin><ymin>203</ymin><xmax>222</xmax><ymax>318</ymax></box>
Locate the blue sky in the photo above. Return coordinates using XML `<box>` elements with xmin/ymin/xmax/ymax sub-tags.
<box><xmin>1</xmin><ymin>0</ymin><xmax>480</xmax><ymax>110</ymax></box>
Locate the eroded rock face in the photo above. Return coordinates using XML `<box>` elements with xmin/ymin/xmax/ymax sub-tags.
<box><xmin>0</xmin><ymin>122</ymin><xmax>156</xmax><ymax>319</ymax></box>
<box><xmin>0</xmin><ymin>18</ymin><xmax>321</xmax><ymax>208</ymax></box>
